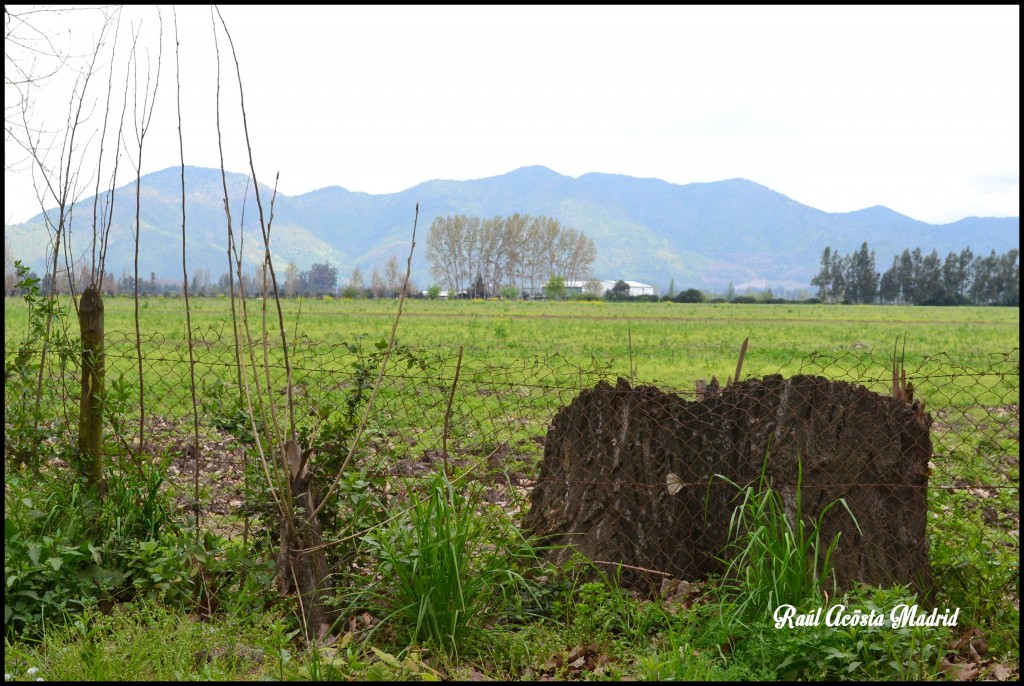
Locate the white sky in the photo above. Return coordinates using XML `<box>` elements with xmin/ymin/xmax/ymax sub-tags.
<box><xmin>4</xmin><ymin>4</ymin><xmax>1020</xmax><ymax>225</ymax></box>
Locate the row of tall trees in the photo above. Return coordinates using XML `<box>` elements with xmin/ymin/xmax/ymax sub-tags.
<box><xmin>812</xmin><ymin>243</ymin><xmax>1019</xmax><ymax>306</ymax></box>
<box><xmin>811</xmin><ymin>243</ymin><xmax>880</xmax><ymax>304</ymax></box>
<box><xmin>4</xmin><ymin>257</ymin><xmax>415</xmax><ymax>300</ymax></box>
<box><xmin>343</xmin><ymin>255</ymin><xmax>407</xmax><ymax>299</ymax></box>
<box><xmin>426</xmin><ymin>214</ymin><xmax>597</xmax><ymax>296</ymax></box>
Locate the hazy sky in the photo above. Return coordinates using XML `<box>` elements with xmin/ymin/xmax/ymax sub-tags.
<box><xmin>4</xmin><ymin>5</ymin><xmax>1019</xmax><ymax>225</ymax></box>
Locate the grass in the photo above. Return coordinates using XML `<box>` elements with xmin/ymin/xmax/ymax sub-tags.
<box><xmin>4</xmin><ymin>296</ymin><xmax>1019</xmax><ymax>393</ymax></box>
<box><xmin>355</xmin><ymin>469</ymin><xmax>542</xmax><ymax>660</ymax></box>
<box><xmin>3</xmin><ymin>602</ymin><xmax>311</xmax><ymax>681</ymax></box>
<box><xmin>4</xmin><ymin>294</ymin><xmax>1019</xmax><ymax>680</ymax></box>
<box><xmin>714</xmin><ymin>454</ymin><xmax>862</xmax><ymax>625</ymax></box>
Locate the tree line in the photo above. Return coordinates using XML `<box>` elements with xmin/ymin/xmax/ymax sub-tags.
<box><xmin>812</xmin><ymin>243</ymin><xmax>1019</xmax><ymax>306</ymax></box>
<box><xmin>3</xmin><ymin>257</ymin><xmax>421</xmax><ymax>300</ymax></box>
<box><xmin>426</xmin><ymin>214</ymin><xmax>597</xmax><ymax>297</ymax></box>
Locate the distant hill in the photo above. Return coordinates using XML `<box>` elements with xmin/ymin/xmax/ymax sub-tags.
<box><xmin>5</xmin><ymin>165</ymin><xmax>1019</xmax><ymax>294</ymax></box>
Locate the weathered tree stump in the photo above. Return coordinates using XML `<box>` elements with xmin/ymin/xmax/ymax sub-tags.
<box><xmin>524</xmin><ymin>376</ymin><xmax>934</xmax><ymax>595</ymax></box>
<box><xmin>276</xmin><ymin>440</ymin><xmax>335</xmax><ymax>641</ymax></box>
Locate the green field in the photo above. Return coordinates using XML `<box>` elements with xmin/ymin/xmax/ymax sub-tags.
<box><xmin>5</xmin><ymin>295</ymin><xmax>1019</xmax><ymax>389</ymax></box>
<box><xmin>5</xmin><ymin>295</ymin><xmax>1017</xmax><ymax>459</ymax></box>
<box><xmin>6</xmin><ymin>296</ymin><xmax>1017</xmax><ymax>467</ymax></box>
<box><xmin>4</xmin><ymin>294</ymin><xmax>1020</xmax><ymax>679</ymax></box>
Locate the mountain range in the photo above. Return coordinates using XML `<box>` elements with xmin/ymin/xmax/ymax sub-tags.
<box><xmin>5</xmin><ymin>165</ymin><xmax>1019</xmax><ymax>294</ymax></box>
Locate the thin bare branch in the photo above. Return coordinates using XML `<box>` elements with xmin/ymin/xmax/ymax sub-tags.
<box><xmin>312</xmin><ymin>203</ymin><xmax>419</xmax><ymax>520</ymax></box>
<box><xmin>173</xmin><ymin>7</ymin><xmax>203</xmax><ymax>536</ymax></box>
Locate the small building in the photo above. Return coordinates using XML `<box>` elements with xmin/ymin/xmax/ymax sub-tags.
<box><xmin>563</xmin><ymin>279</ymin><xmax>588</xmax><ymax>296</ymax></box>
<box><xmin>600</xmin><ymin>280</ymin><xmax>655</xmax><ymax>297</ymax></box>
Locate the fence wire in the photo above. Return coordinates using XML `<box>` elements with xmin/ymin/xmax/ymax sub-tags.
<box><xmin>4</xmin><ymin>330</ymin><xmax>1018</xmax><ymax>597</ymax></box>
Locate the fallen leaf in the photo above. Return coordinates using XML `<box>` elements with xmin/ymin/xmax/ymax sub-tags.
<box><xmin>990</xmin><ymin>663</ymin><xmax>1013</xmax><ymax>681</ymax></box>
<box><xmin>952</xmin><ymin>627</ymin><xmax>981</xmax><ymax>652</ymax></box>
<box><xmin>315</xmin><ymin>632</ymin><xmax>337</xmax><ymax>648</ymax></box>
<box><xmin>959</xmin><ymin>664</ymin><xmax>980</xmax><ymax>681</ymax></box>
<box><xmin>940</xmin><ymin>658</ymin><xmax>980</xmax><ymax>681</ymax></box>
<box><xmin>566</xmin><ymin>644</ymin><xmax>596</xmax><ymax>663</ymax></box>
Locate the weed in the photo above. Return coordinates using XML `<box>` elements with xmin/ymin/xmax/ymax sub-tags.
<box><xmin>4</xmin><ymin>262</ymin><xmax>76</xmax><ymax>474</ymax></box>
<box><xmin>199</xmin><ymin>377</ymin><xmax>252</xmax><ymax>439</ymax></box>
<box><xmin>4</xmin><ymin>454</ymin><xmax>188</xmax><ymax>636</ymax></box>
<box><xmin>731</xmin><ymin>585</ymin><xmax>946</xmax><ymax>680</ymax></box>
<box><xmin>713</xmin><ymin>452</ymin><xmax>861</xmax><ymax>626</ymax></box>
<box><xmin>2</xmin><ymin>602</ymin><xmax>305</xmax><ymax>680</ymax></box>
<box><xmin>640</xmin><ymin>616</ymin><xmax>721</xmax><ymax>680</ymax></box>
<box><xmin>357</xmin><ymin>469</ymin><xmax>541</xmax><ymax>659</ymax></box>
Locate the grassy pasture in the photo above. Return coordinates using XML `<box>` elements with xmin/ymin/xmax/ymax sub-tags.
<box><xmin>5</xmin><ymin>295</ymin><xmax>1019</xmax><ymax>388</ymax></box>
<box><xmin>4</xmin><ymin>296</ymin><xmax>1020</xmax><ymax>679</ymax></box>
<box><xmin>4</xmin><ymin>297</ymin><xmax>1017</xmax><ymax>459</ymax></box>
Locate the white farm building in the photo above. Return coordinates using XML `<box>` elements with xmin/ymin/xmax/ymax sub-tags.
<box><xmin>599</xmin><ymin>280</ymin><xmax>655</xmax><ymax>297</ymax></box>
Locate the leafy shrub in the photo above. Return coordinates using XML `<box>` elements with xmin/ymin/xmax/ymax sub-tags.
<box><xmin>493</xmin><ymin>315</ymin><xmax>509</xmax><ymax>338</ymax></box>
<box><xmin>4</xmin><ymin>262</ymin><xmax>77</xmax><ymax>474</ymax></box>
<box><xmin>673</xmin><ymin>288</ymin><xmax>704</xmax><ymax>303</ymax></box>
<box><xmin>4</xmin><ymin>456</ymin><xmax>188</xmax><ymax>636</ymax></box>
<box><xmin>120</xmin><ymin>534</ymin><xmax>195</xmax><ymax>605</ymax></box>
<box><xmin>5</xmin><ymin>469</ymin><xmax>108</xmax><ymax>634</ymax></box>
<box><xmin>558</xmin><ymin>575</ymin><xmax>665</xmax><ymax>646</ymax></box>
<box><xmin>199</xmin><ymin>378</ymin><xmax>254</xmax><ymax>440</ymax></box>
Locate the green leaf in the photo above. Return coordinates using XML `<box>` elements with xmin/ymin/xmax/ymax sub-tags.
<box><xmin>46</xmin><ymin>557</ymin><xmax>64</xmax><ymax>571</ymax></box>
<box><xmin>4</xmin><ymin>517</ymin><xmax>19</xmax><ymax>542</ymax></box>
<box><xmin>370</xmin><ymin>647</ymin><xmax>403</xmax><ymax>669</ymax></box>
<box><xmin>364</xmin><ymin>664</ymin><xmax>397</xmax><ymax>681</ymax></box>
<box><xmin>92</xmin><ymin>566</ymin><xmax>126</xmax><ymax>586</ymax></box>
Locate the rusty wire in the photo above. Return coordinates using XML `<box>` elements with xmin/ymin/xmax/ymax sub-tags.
<box><xmin>4</xmin><ymin>335</ymin><xmax>1018</xmax><ymax>593</ymax></box>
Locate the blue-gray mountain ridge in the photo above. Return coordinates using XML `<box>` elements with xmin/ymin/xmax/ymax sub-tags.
<box><xmin>5</xmin><ymin>165</ymin><xmax>1018</xmax><ymax>294</ymax></box>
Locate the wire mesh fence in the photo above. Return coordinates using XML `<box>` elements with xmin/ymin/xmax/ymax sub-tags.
<box><xmin>4</xmin><ymin>328</ymin><xmax>1019</xmax><ymax>598</ymax></box>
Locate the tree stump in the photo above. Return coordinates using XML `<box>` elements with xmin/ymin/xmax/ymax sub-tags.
<box><xmin>523</xmin><ymin>376</ymin><xmax>934</xmax><ymax>595</ymax></box>
<box><xmin>276</xmin><ymin>440</ymin><xmax>335</xmax><ymax>641</ymax></box>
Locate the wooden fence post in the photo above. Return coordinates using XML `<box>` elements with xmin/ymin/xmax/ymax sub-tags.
<box><xmin>78</xmin><ymin>285</ymin><xmax>105</xmax><ymax>497</ymax></box>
